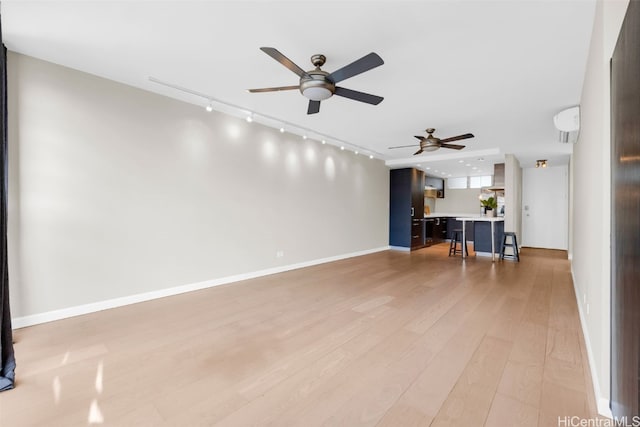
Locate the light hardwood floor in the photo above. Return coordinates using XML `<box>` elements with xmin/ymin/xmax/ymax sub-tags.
<box><xmin>0</xmin><ymin>245</ymin><xmax>601</xmax><ymax>426</ymax></box>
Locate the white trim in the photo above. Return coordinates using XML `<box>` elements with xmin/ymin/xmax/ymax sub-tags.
<box><xmin>389</xmin><ymin>246</ymin><xmax>411</xmax><ymax>252</ymax></box>
<box><xmin>12</xmin><ymin>246</ymin><xmax>390</xmax><ymax>330</ymax></box>
<box><xmin>570</xmin><ymin>265</ymin><xmax>612</xmax><ymax>419</ymax></box>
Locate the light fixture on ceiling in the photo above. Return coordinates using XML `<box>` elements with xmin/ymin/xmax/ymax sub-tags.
<box><xmin>458</xmin><ymin>160</ymin><xmax>464</xmax><ymax>163</ymax></box>
<box><xmin>355</xmin><ymin>150</ymin><xmax>359</xmax><ymax>155</ymax></box>
<box><xmin>246</xmin><ymin>113</ymin><xmax>253</xmax><ymax>123</ymax></box>
<box><xmin>369</xmin><ymin>155</ymin><xmax>374</xmax><ymax>159</ymax></box>
<box><xmin>205</xmin><ymin>102</ymin><xmax>213</xmax><ymax>112</ymax></box>
<box><xmin>321</xmin><ymin>140</ymin><xmax>326</xmax><ymax>144</ymax></box>
<box><xmin>302</xmin><ymin>85</ymin><xmax>333</xmax><ymax>101</ymax></box>
<box><xmin>340</xmin><ymin>146</ymin><xmax>345</xmax><ymax>150</ymax></box>
<box><xmin>279</xmin><ymin>127</ymin><xmax>285</xmax><ymax>133</ymax></box>
<box><xmin>536</xmin><ymin>159</ymin><xmax>548</xmax><ymax>168</ymax></box>
<box><xmin>302</xmin><ymin>134</ymin><xmax>307</xmax><ymax>140</ymax></box>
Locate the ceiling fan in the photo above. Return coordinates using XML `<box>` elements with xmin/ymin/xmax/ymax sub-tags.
<box><xmin>248</xmin><ymin>47</ymin><xmax>384</xmax><ymax>115</ymax></box>
<box><xmin>389</xmin><ymin>128</ymin><xmax>475</xmax><ymax>155</ymax></box>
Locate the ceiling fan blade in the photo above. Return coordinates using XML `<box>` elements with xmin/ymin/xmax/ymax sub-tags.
<box><xmin>334</xmin><ymin>87</ymin><xmax>383</xmax><ymax>105</ymax></box>
<box><xmin>307</xmin><ymin>100</ymin><xmax>321</xmax><ymax>114</ymax></box>
<box><xmin>388</xmin><ymin>144</ymin><xmax>418</xmax><ymax>149</ymax></box>
<box><xmin>440</xmin><ymin>143</ymin><xmax>466</xmax><ymax>150</ymax></box>
<box><xmin>327</xmin><ymin>52</ymin><xmax>384</xmax><ymax>83</ymax></box>
<box><xmin>247</xmin><ymin>85</ymin><xmax>300</xmax><ymax>93</ymax></box>
<box><xmin>260</xmin><ymin>47</ymin><xmax>309</xmax><ymax>78</ymax></box>
<box><xmin>414</xmin><ymin>135</ymin><xmax>426</xmax><ymax>140</ymax></box>
<box><xmin>439</xmin><ymin>133</ymin><xmax>474</xmax><ymax>143</ymax></box>
<box><xmin>413</xmin><ymin>149</ymin><xmax>424</xmax><ymax>155</ymax></box>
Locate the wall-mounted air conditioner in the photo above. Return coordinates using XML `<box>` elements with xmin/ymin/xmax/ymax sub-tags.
<box><xmin>554</xmin><ymin>106</ymin><xmax>580</xmax><ymax>143</ymax></box>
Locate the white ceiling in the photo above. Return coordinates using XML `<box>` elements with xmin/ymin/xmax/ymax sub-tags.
<box><xmin>1</xmin><ymin>1</ymin><xmax>596</xmax><ymax>178</ymax></box>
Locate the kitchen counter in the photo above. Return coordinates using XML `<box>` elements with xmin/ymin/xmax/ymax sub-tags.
<box><xmin>424</xmin><ymin>213</ymin><xmax>480</xmax><ymax>218</ymax></box>
<box><xmin>425</xmin><ymin>213</ymin><xmax>504</xmax><ymax>221</ymax></box>
<box><xmin>455</xmin><ymin>216</ymin><xmax>504</xmax><ymax>222</ymax></box>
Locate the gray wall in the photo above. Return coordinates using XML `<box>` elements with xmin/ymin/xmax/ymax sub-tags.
<box><xmin>434</xmin><ymin>188</ymin><xmax>481</xmax><ymax>215</ymax></box>
<box><xmin>7</xmin><ymin>52</ymin><xmax>390</xmax><ymax>319</ymax></box>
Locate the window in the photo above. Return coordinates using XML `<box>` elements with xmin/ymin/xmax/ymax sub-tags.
<box><xmin>447</xmin><ymin>177</ymin><xmax>468</xmax><ymax>189</ymax></box>
<box><xmin>469</xmin><ymin>175</ymin><xmax>493</xmax><ymax>188</ymax></box>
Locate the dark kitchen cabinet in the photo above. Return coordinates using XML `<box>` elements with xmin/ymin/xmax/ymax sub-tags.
<box><xmin>473</xmin><ymin>221</ymin><xmax>504</xmax><ymax>253</ymax></box>
<box><xmin>425</xmin><ymin>177</ymin><xmax>445</xmax><ymax>198</ymax></box>
<box><xmin>424</xmin><ymin>218</ymin><xmax>435</xmax><ymax>246</ymax></box>
<box><xmin>390</xmin><ymin>168</ymin><xmax>425</xmax><ymax>250</ymax></box>
<box><xmin>433</xmin><ymin>217</ymin><xmax>448</xmax><ymax>243</ymax></box>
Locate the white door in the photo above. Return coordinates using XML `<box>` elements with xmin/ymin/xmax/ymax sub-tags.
<box><xmin>522</xmin><ymin>165</ymin><xmax>568</xmax><ymax>250</ymax></box>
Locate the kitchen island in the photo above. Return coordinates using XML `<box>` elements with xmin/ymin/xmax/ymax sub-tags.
<box><xmin>423</xmin><ymin>213</ymin><xmax>505</xmax><ymax>261</ymax></box>
<box><xmin>455</xmin><ymin>216</ymin><xmax>505</xmax><ymax>261</ymax></box>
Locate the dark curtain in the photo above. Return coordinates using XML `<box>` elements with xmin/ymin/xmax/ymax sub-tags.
<box><xmin>0</xmin><ymin>14</ymin><xmax>16</xmax><ymax>392</ymax></box>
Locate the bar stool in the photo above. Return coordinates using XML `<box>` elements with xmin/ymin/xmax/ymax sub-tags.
<box><xmin>449</xmin><ymin>229</ymin><xmax>469</xmax><ymax>257</ymax></box>
<box><xmin>500</xmin><ymin>232</ymin><xmax>520</xmax><ymax>261</ymax></box>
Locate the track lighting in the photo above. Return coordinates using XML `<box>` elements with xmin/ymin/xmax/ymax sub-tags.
<box><xmin>535</xmin><ymin>159</ymin><xmax>548</xmax><ymax>168</ymax></box>
<box><xmin>148</xmin><ymin>77</ymin><xmax>380</xmax><ymax>159</ymax></box>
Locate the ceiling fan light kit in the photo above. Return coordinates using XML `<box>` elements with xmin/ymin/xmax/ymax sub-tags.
<box><xmin>249</xmin><ymin>47</ymin><xmax>384</xmax><ymax>114</ymax></box>
<box><xmin>388</xmin><ymin>128</ymin><xmax>475</xmax><ymax>155</ymax></box>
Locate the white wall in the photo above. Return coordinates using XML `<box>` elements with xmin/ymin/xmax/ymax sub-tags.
<box><xmin>504</xmin><ymin>154</ymin><xmax>522</xmax><ymax>239</ymax></box>
<box><xmin>7</xmin><ymin>53</ymin><xmax>390</xmax><ymax>321</ymax></box>
<box><xmin>572</xmin><ymin>0</ymin><xmax>629</xmax><ymax>416</ymax></box>
<box><xmin>434</xmin><ymin>187</ymin><xmax>480</xmax><ymax>214</ymax></box>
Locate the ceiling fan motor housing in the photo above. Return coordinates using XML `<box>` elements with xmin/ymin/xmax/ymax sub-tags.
<box><xmin>300</xmin><ymin>70</ymin><xmax>335</xmax><ymax>101</ymax></box>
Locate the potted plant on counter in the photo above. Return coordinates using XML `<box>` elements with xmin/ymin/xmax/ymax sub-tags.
<box><xmin>480</xmin><ymin>196</ymin><xmax>498</xmax><ymax>217</ymax></box>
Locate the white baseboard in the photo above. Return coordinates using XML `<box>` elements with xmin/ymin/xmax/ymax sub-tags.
<box><xmin>389</xmin><ymin>246</ymin><xmax>411</xmax><ymax>252</ymax></box>
<box><xmin>570</xmin><ymin>265</ymin><xmax>612</xmax><ymax>418</ymax></box>
<box><xmin>12</xmin><ymin>246</ymin><xmax>390</xmax><ymax>330</ymax></box>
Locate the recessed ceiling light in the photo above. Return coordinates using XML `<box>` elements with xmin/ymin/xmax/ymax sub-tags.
<box><xmin>355</xmin><ymin>150</ymin><xmax>359</xmax><ymax>155</ymax></box>
<box><xmin>458</xmin><ymin>160</ymin><xmax>464</xmax><ymax>163</ymax></box>
<box><xmin>465</xmin><ymin>163</ymin><xmax>471</xmax><ymax>167</ymax></box>
<box><xmin>369</xmin><ymin>155</ymin><xmax>374</xmax><ymax>159</ymax></box>
<box><xmin>302</xmin><ymin>134</ymin><xmax>307</xmax><ymax>140</ymax></box>
<box><xmin>472</xmin><ymin>167</ymin><xmax>477</xmax><ymax>170</ymax></box>
<box><xmin>205</xmin><ymin>103</ymin><xmax>213</xmax><ymax>112</ymax></box>
<box><xmin>448</xmin><ymin>174</ymin><xmax>452</xmax><ymax>177</ymax></box>
<box><xmin>246</xmin><ymin>114</ymin><xmax>253</xmax><ymax>123</ymax></box>
<box><xmin>321</xmin><ymin>140</ymin><xmax>326</xmax><ymax>144</ymax></box>
<box><xmin>279</xmin><ymin>127</ymin><xmax>285</xmax><ymax>133</ymax></box>
<box><xmin>417</xmin><ymin>164</ymin><xmax>421</xmax><ymax>167</ymax></box>
<box><xmin>434</xmin><ymin>169</ymin><xmax>439</xmax><ymax>172</ymax></box>
<box><xmin>340</xmin><ymin>146</ymin><xmax>345</xmax><ymax>150</ymax></box>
